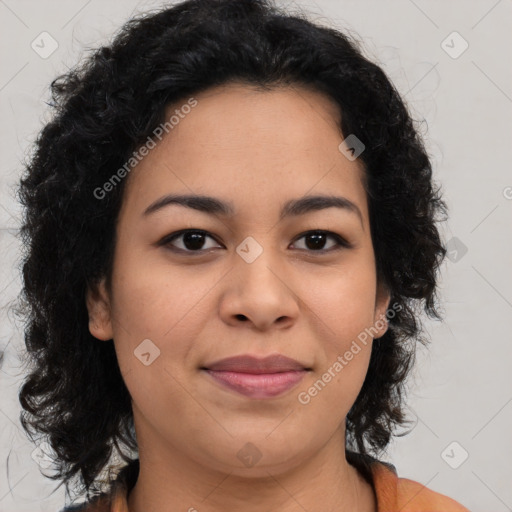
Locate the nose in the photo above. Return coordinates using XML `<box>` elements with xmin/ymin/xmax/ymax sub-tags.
<box><xmin>218</xmin><ymin>242</ymin><xmax>299</xmax><ymax>331</ymax></box>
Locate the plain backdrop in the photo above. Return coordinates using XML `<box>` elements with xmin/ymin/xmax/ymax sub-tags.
<box><xmin>0</xmin><ymin>0</ymin><xmax>511</xmax><ymax>511</ymax></box>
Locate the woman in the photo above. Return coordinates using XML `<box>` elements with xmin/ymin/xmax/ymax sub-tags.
<box><xmin>16</xmin><ymin>0</ymin><xmax>471</xmax><ymax>510</ymax></box>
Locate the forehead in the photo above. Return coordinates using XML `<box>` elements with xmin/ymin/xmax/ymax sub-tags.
<box><xmin>120</xmin><ymin>82</ymin><xmax>368</xmax><ymax>225</ymax></box>
<box><xmin>166</xmin><ymin>81</ymin><xmax>343</xmax><ymax>144</ymax></box>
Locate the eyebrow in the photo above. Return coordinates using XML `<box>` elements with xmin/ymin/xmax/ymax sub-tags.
<box><xmin>143</xmin><ymin>193</ymin><xmax>364</xmax><ymax>227</ymax></box>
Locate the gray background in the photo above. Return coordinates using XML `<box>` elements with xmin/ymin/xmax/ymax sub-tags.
<box><xmin>1</xmin><ymin>0</ymin><xmax>511</xmax><ymax>511</ymax></box>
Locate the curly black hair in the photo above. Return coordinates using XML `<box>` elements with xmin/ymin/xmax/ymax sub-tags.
<box><xmin>14</xmin><ymin>0</ymin><xmax>448</xmax><ymax>503</ymax></box>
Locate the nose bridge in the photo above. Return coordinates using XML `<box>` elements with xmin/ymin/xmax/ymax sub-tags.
<box><xmin>235</xmin><ymin>234</ymin><xmax>268</xmax><ymax>266</ymax></box>
<box><xmin>236</xmin><ymin>233</ymin><xmax>279</xmax><ymax>284</ymax></box>
<box><xmin>232</xmin><ymin>233</ymin><xmax>293</xmax><ymax>304</ymax></box>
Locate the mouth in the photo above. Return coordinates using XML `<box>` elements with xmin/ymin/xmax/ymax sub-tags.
<box><xmin>201</xmin><ymin>369</ymin><xmax>310</xmax><ymax>399</ymax></box>
<box><xmin>200</xmin><ymin>353</ymin><xmax>312</xmax><ymax>399</ymax></box>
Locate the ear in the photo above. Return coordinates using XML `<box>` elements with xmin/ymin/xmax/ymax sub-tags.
<box><xmin>372</xmin><ymin>280</ymin><xmax>391</xmax><ymax>340</ymax></box>
<box><xmin>85</xmin><ymin>278</ymin><xmax>114</xmax><ymax>341</ymax></box>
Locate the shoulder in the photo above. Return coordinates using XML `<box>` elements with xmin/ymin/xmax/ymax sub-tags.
<box><xmin>363</xmin><ymin>454</ymin><xmax>471</xmax><ymax>512</ymax></box>
<box><xmin>396</xmin><ymin>477</ymin><xmax>471</xmax><ymax>512</ymax></box>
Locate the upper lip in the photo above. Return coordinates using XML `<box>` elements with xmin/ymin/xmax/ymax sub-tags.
<box><xmin>202</xmin><ymin>354</ymin><xmax>311</xmax><ymax>374</ymax></box>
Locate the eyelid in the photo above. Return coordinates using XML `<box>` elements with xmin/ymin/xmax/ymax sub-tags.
<box><xmin>159</xmin><ymin>228</ymin><xmax>352</xmax><ymax>254</ymax></box>
<box><xmin>158</xmin><ymin>229</ymin><xmax>220</xmax><ymax>253</ymax></box>
<box><xmin>292</xmin><ymin>229</ymin><xmax>352</xmax><ymax>250</ymax></box>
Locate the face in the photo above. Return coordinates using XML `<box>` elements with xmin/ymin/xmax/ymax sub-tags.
<box><xmin>86</xmin><ymin>82</ymin><xmax>390</xmax><ymax>477</ymax></box>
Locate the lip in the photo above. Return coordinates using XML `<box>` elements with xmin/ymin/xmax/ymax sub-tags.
<box><xmin>203</xmin><ymin>354</ymin><xmax>310</xmax><ymax>373</ymax></box>
<box><xmin>201</xmin><ymin>354</ymin><xmax>311</xmax><ymax>399</ymax></box>
<box><xmin>203</xmin><ymin>369</ymin><xmax>309</xmax><ymax>399</ymax></box>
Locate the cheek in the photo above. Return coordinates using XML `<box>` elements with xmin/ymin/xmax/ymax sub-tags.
<box><xmin>295</xmin><ymin>310</ymin><xmax>374</xmax><ymax>427</ymax></box>
<box><xmin>108</xmin><ymin>262</ymin><xmax>200</xmax><ymax>427</ymax></box>
<box><xmin>292</xmin><ymin>259</ymin><xmax>377</xmax><ymax>401</ymax></box>
<box><xmin>110</xmin><ymin>247</ymin><xmax>208</xmax><ymax>335</ymax></box>
<box><xmin>293</xmin><ymin>339</ymin><xmax>373</xmax><ymax>443</ymax></box>
<box><xmin>108</xmin><ymin>250</ymin><xmax>218</xmax><ymax>379</ymax></box>
<box><xmin>294</xmin><ymin>259</ymin><xmax>378</xmax><ymax>341</ymax></box>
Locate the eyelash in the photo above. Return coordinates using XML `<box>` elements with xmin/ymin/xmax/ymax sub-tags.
<box><xmin>159</xmin><ymin>229</ymin><xmax>352</xmax><ymax>255</ymax></box>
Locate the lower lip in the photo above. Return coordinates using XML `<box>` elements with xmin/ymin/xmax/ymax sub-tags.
<box><xmin>203</xmin><ymin>369</ymin><xmax>308</xmax><ymax>399</ymax></box>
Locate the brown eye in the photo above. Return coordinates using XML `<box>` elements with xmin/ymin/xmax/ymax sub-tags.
<box><xmin>159</xmin><ymin>229</ymin><xmax>351</xmax><ymax>255</ymax></box>
<box><xmin>291</xmin><ymin>230</ymin><xmax>351</xmax><ymax>252</ymax></box>
<box><xmin>161</xmin><ymin>230</ymin><xmax>222</xmax><ymax>253</ymax></box>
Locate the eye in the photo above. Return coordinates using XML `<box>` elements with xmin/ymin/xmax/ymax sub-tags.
<box><xmin>160</xmin><ymin>229</ymin><xmax>351</xmax><ymax>254</ymax></box>
<box><xmin>160</xmin><ymin>229</ymin><xmax>222</xmax><ymax>254</ymax></box>
<box><xmin>290</xmin><ymin>230</ymin><xmax>351</xmax><ymax>253</ymax></box>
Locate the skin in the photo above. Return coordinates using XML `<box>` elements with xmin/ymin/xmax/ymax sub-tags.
<box><xmin>86</xmin><ymin>81</ymin><xmax>391</xmax><ymax>512</ymax></box>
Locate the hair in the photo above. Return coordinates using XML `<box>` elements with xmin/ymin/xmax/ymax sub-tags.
<box><xmin>14</xmin><ymin>0</ymin><xmax>448</xmax><ymax>503</ymax></box>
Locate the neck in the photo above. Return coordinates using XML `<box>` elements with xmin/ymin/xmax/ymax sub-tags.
<box><xmin>126</xmin><ymin>424</ymin><xmax>377</xmax><ymax>512</ymax></box>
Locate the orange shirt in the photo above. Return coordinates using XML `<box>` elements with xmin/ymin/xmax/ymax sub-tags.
<box><xmin>63</xmin><ymin>457</ymin><xmax>471</xmax><ymax>512</ymax></box>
